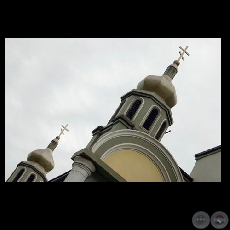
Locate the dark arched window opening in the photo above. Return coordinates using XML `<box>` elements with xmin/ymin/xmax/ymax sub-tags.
<box><xmin>155</xmin><ymin>121</ymin><xmax>167</xmax><ymax>140</ymax></box>
<box><xmin>12</xmin><ymin>168</ymin><xmax>25</xmax><ymax>182</ymax></box>
<box><xmin>26</xmin><ymin>174</ymin><xmax>36</xmax><ymax>182</ymax></box>
<box><xmin>142</xmin><ymin>108</ymin><xmax>159</xmax><ymax>131</ymax></box>
<box><xmin>126</xmin><ymin>99</ymin><xmax>142</xmax><ymax>120</ymax></box>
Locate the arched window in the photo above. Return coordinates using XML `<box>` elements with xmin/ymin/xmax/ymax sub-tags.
<box><xmin>12</xmin><ymin>168</ymin><xmax>25</xmax><ymax>182</ymax></box>
<box><xmin>26</xmin><ymin>173</ymin><xmax>36</xmax><ymax>182</ymax></box>
<box><xmin>142</xmin><ymin>108</ymin><xmax>159</xmax><ymax>131</ymax></box>
<box><xmin>155</xmin><ymin>121</ymin><xmax>167</xmax><ymax>140</ymax></box>
<box><xmin>126</xmin><ymin>99</ymin><xmax>142</xmax><ymax>120</ymax></box>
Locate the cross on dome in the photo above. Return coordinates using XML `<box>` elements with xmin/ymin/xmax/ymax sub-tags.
<box><xmin>178</xmin><ymin>46</ymin><xmax>189</xmax><ymax>63</ymax></box>
<box><xmin>58</xmin><ymin>124</ymin><xmax>69</xmax><ymax>138</ymax></box>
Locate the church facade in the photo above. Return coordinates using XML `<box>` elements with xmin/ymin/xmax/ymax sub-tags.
<box><xmin>6</xmin><ymin>46</ymin><xmax>221</xmax><ymax>182</ymax></box>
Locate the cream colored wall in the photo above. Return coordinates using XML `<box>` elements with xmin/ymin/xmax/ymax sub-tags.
<box><xmin>190</xmin><ymin>151</ymin><xmax>221</xmax><ymax>182</ymax></box>
<box><xmin>103</xmin><ymin>149</ymin><xmax>164</xmax><ymax>182</ymax></box>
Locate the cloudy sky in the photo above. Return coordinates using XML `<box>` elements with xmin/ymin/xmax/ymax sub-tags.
<box><xmin>5</xmin><ymin>38</ymin><xmax>221</xmax><ymax>181</ymax></box>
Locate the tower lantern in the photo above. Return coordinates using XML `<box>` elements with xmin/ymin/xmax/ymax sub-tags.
<box><xmin>6</xmin><ymin>125</ymin><xmax>69</xmax><ymax>182</ymax></box>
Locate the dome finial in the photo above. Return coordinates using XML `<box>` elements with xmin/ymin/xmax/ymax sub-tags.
<box><xmin>58</xmin><ymin>124</ymin><xmax>69</xmax><ymax>139</ymax></box>
<box><xmin>47</xmin><ymin>124</ymin><xmax>69</xmax><ymax>151</ymax></box>
<box><xmin>163</xmin><ymin>46</ymin><xmax>190</xmax><ymax>79</ymax></box>
<box><xmin>177</xmin><ymin>46</ymin><xmax>190</xmax><ymax>64</ymax></box>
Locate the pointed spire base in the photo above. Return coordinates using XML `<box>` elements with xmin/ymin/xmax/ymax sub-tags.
<box><xmin>47</xmin><ymin>136</ymin><xmax>60</xmax><ymax>151</ymax></box>
<box><xmin>173</xmin><ymin>60</ymin><xmax>180</xmax><ymax>66</ymax></box>
<box><xmin>163</xmin><ymin>60</ymin><xmax>179</xmax><ymax>79</ymax></box>
<box><xmin>163</xmin><ymin>46</ymin><xmax>189</xmax><ymax>79</ymax></box>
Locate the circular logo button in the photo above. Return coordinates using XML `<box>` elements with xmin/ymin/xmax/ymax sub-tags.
<box><xmin>192</xmin><ymin>211</ymin><xmax>210</xmax><ymax>229</ymax></box>
<box><xmin>211</xmin><ymin>211</ymin><xmax>229</xmax><ymax>229</ymax></box>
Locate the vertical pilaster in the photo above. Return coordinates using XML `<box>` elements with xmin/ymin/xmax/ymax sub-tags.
<box><xmin>64</xmin><ymin>156</ymin><xmax>95</xmax><ymax>182</ymax></box>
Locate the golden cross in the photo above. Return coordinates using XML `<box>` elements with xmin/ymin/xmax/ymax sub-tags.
<box><xmin>58</xmin><ymin>124</ymin><xmax>69</xmax><ymax>138</ymax></box>
<box><xmin>178</xmin><ymin>46</ymin><xmax>189</xmax><ymax>62</ymax></box>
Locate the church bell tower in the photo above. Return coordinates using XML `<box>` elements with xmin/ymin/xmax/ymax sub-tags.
<box><xmin>61</xmin><ymin>46</ymin><xmax>190</xmax><ymax>182</ymax></box>
<box><xmin>6</xmin><ymin>46</ymin><xmax>190</xmax><ymax>182</ymax></box>
<box><xmin>6</xmin><ymin>125</ymin><xmax>69</xmax><ymax>182</ymax></box>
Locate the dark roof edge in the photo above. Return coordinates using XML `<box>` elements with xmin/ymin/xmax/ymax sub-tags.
<box><xmin>48</xmin><ymin>170</ymin><xmax>70</xmax><ymax>182</ymax></box>
<box><xmin>179</xmin><ymin>167</ymin><xmax>194</xmax><ymax>182</ymax></box>
<box><xmin>195</xmin><ymin>145</ymin><xmax>221</xmax><ymax>158</ymax></box>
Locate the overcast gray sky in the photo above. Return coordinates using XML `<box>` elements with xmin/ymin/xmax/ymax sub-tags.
<box><xmin>5</xmin><ymin>38</ymin><xmax>221</xmax><ymax>181</ymax></box>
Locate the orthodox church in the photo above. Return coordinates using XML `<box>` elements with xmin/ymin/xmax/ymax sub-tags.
<box><xmin>6</xmin><ymin>46</ymin><xmax>221</xmax><ymax>182</ymax></box>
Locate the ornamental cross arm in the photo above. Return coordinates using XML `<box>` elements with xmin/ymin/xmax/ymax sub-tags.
<box><xmin>58</xmin><ymin>124</ymin><xmax>69</xmax><ymax>138</ymax></box>
<box><xmin>177</xmin><ymin>46</ymin><xmax>190</xmax><ymax>62</ymax></box>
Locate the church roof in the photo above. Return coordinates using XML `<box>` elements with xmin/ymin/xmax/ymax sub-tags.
<box><xmin>48</xmin><ymin>171</ymin><xmax>70</xmax><ymax>182</ymax></box>
<box><xmin>179</xmin><ymin>167</ymin><xmax>194</xmax><ymax>182</ymax></box>
<box><xmin>195</xmin><ymin>145</ymin><xmax>221</xmax><ymax>160</ymax></box>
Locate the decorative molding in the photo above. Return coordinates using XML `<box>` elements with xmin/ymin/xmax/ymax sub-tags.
<box><xmin>64</xmin><ymin>162</ymin><xmax>93</xmax><ymax>182</ymax></box>
<box><xmin>73</xmin><ymin>156</ymin><xmax>96</xmax><ymax>173</ymax></box>
<box><xmin>100</xmin><ymin>143</ymin><xmax>170</xmax><ymax>182</ymax></box>
<box><xmin>92</xmin><ymin>129</ymin><xmax>184</xmax><ymax>182</ymax></box>
<box><xmin>108</xmin><ymin>99</ymin><xmax>127</xmax><ymax>123</ymax></box>
<box><xmin>92</xmin><ymin>115</ymin><xmax>134</xmax><ymax>136</ymax></box>
<box><xmin>112</xmin><ymin>115</ymin><xmax>135</xmax><ymax>128</ymax></box>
